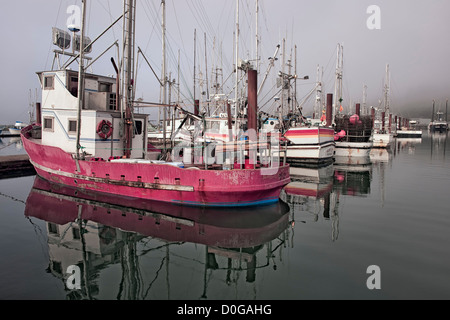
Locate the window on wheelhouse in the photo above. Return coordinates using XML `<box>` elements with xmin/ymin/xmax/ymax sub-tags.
<box><xmin>44</xmin><ymin>75</ymin><xmax>54</xmax><ymax>90</ymax></box>
<box><xmin>43</xmin><ymin>117</ymin><xmax>54</xmax><ymax>132</ymax></box>
<box><xmin>68</xmin><ymin>119</ymin><xmax>77</xmax><ymax>134</ymax></box>
<box><xmin>99</xmin><ymin>82</ymin><xmax>112</xmax><ymax>93</ymax></box>
<box><xmin>69</xmin><ymin>76</ymin><xmax>78</xmax><ymax>97</ymax></box>
<box><xmin>134</xmin><ymin>120</ymin><xmax>143</xmax><ymax>135</ymax></box>
<box><xmin>48</xmin><ymin>223</ymin><xmax>59</xmax><ymax>235</ymax></box>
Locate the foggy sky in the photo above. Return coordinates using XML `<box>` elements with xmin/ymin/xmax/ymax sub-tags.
<box><xmin>1</xmin><ymin>0</ymin><xmax>449</xmax><ymax>125</ymax></box>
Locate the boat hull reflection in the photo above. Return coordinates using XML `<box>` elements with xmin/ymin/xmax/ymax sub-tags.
<box><xmin>26</xmin><ymin>176</ymin><xmax>290</xmax><ymax>249</ymax></box>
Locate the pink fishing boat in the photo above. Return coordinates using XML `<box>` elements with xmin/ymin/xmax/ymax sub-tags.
<box><xmin>22</xmin><ymin>126</ymin><xmax>289</xmax><ymax>207</ymax></box>
<box><xmin>21</xmin><ymin>0</ymin><xmax>290</xmax><ymax>208</ymax></box>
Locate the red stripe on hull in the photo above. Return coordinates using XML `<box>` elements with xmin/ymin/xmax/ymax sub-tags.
<box><xmin>285</xmin><ymin>128</ymin><xmax>335</xmax><ymax>137</ymax></box>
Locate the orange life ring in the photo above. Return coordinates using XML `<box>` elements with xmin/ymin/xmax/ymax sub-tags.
<box><xmin>97</xmin><ymin>120</ymin><xmax>113</xmax><ymax>139</ymax></box>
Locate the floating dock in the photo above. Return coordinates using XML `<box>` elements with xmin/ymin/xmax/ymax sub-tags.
<box><xmin>0</xmin><ymin>134</ymin><xmax>20</xmax><ymax>138</ymax></box>
<box><xmin>0</xmin><ymin>154</ymin><xmax>36</xmax><ymax>180</ymax></box>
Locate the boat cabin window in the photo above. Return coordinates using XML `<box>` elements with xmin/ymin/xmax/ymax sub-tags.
<box><xmin>47</xmin><ymin>223</ymin><xmax>59</xmax><ymax>235</ymax></box>
<box><xmin>68</xmin><ymin>119</ymin><xmax>77</xmax><ymax>134</ymax></box>
<box><xmin>206</xmin><ymin>120</ymin><xmax>220</xmax><ymax>131</ymax></box>
<box><xmin>72</xmin><ymin>227</ymin><xmax>81</xmax><ymax>240</ymax></box>
<box><xmin>44</xmin><ymin>75</ymin><xmax>54</xmax><ymax>90</ymax></box>
<box><xmin>69</xmin><ymin>77</ymin><xmax>78</xmax><ymax>97</ymax></box>
<box><xmin>99</xmin><ymin>82</ymin><xmax>112</xmax><ymax>93</ymax></box>
<box><xmin>43</xmin><ymin>117</ymin><xmax>54</xmax><ymax>132</ymax></box>
<box><xmin>134</xmin><ymin>120</ymin><xmax>143</xmax><ymax>135</ymax></box>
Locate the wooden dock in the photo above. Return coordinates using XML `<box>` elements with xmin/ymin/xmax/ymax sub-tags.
<box><xmin>0</xmin><ymin>154</ymin><xmax>36</xmax><ymax>180</ymax></box>
<box><xmin>0</xmin><ymin>134</ymin><xmax>20</xmax><ymax>138</ymax></box>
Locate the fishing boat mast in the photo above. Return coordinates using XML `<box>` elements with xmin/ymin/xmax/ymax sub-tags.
<box><xmin>314</xmin><ymin>65</ymin><xmax>323</xmax><ymax>119</ymax></box>
<box><xmin>281</xmin><ymin>38</ymin><xmax>285</xmax><ymax>118</ymax></box>
<box><xmin>333</xmin><ymin>43</ymin><xmax>343</xmax><ymax>125</ymax></box>
<box><xmin>294</xmin><ymin>45</ymin><xmax>298</xmax><ymax>113</ymax></box>
<box><xmin>384</xmin><ymin>64</ymin><xmax>390</xmax><ymax>117</ymax></box>
<box><xmin>362</xmin><ymin>84</ymin><xmax>367</xmax><ymax>115</ymax></box>
<box><xmin>161</xmin><ymin>0</ymin><xmax>168</xmax><ymax>153</ymax></box>
<box><xmin>234</xmin><ymin>0</ymin><xmax>240</xmax><ymax>140</ymax></box>
<box><xmin>255</xmin><ymin>0</ymin><xmax>259</xmax><ymax>75</ymax></box>
<box><xmin>121</xmin><ymin>0</ymin><xmax>136</xmax><ymax>158</ymax></box>
<box><xmin>75</xmin><ymin>0</ymin><xmax>87</xmax><ymax>161</ymax></box>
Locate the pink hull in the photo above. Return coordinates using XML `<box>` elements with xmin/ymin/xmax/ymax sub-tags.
<box><xmin>22</xmin><ymin>126</ymin><xmax>290</xmax><ymax>207</ymax></box>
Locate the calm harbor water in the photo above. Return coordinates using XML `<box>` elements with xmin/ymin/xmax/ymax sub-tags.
<box><xmin>0</xmin><ymin>131</ymin><xmax>449</xmax><ymax>300</ymax></box>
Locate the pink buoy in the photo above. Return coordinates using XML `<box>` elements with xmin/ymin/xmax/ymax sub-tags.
<box><xmin>349</xmin><ymin>114</ymin><xmax>360</xmax><ymax>124</ymax></box>
<box><xmin>334</xmin><ymin>172</ymin><xmax>345</xmax><ymax>182</ymax></box>
<box><xmin>334</xmin><ymin>130</ymin><xmax>346</xmax><ymax>141</ymax></box>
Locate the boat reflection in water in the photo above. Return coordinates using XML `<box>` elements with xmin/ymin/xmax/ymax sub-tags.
<box><xmin>430</xmin><ymin>132</ymin><xmax>448</xmax><ymax>159</ymax></box>
<box><xmin>370</xmin><ymin>147</ymin><xmax>393</xmax><ymax>164</ymax></box>
<box><xmin>281</xmin><ymin>160</ymin><xmax>374</xmax><ymax>241</ymax></box>
<box><xmin>333</xmin><ymin>162</ymin><xmax>372</xmax><ymax>198</ymax></box>
<box><xmin>281</xmin><ymin>164</ymin><xmax>339</xmax><ymax>240</ymax></box>
<box><xmin>25</xmin><ymin>176</ymin><xmax>291</xmax><ymax>300</ymax></box>
<box><xmin>396</xmin><ymin>137</ymin><xmax>422</xmax><ymax>156</ymax></box>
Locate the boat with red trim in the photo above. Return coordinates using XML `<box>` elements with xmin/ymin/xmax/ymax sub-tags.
<box><xmin>283</xmin><ymin>125</ymin><xmax>335</xmax><ymax>167</ymax></box>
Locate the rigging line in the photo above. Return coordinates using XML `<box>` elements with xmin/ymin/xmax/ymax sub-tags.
<box><xmin>96</xmin><ymin>1</ymin><xmax>116</xmax><ymax>35</ymax></box>
<box><xmin>216</xmin><ymin>19</ymin><xmax>234</xmax><ymax>77</ymax></box>
<box><xmin>148</xmin><ymin>4</ymin><xmax>208</xmax><ymax>104</ymax></box>
<box><xmin>140</xmin><ymin>3</ymin><xmax>189</xmax><ymax>87</ymax></box>
<box><xmin>86</xmin><ymin>0</ymin><xmax>92</xmax><ymax>40</ymax></box>
<box><xmin>171</xmin><ymin>0</ymin><xmax>188</xmax><ymax>65</ymax></box>
<box><xmin>116</xmin><ymin>246</ymin><xmax>127</xmax><ymax>301</ymax></box>
<box><xmin>260</xmin><ymin>87</ymin><xmax>283</xmax><ymax>110</ymax></box>
<box><xmin>242</xmin><ymin>0</ymin><xmax>254</xmax><ymax>47</ymax></box>
<box><xmin>165</xmin><ymin>41</ymin><xmax>194</xmax><ymax>102</ymax></box>
<box><xmin>45</xmin><ymin>0</ymin><xmax>64</xmax><ymax>70</ymax></box>
<box><xmin>138</xmin><ymin>2</ymin><xmax>193</xmax><ymax>103</ymax></box>
<box><xmin>235</xmin><ymin>1</ymin><xmax>252</xmax><ymax>60</ymax></box>
<box><xmin>107</xmin><ymin>0</ymin><xmax>117</xmax><ymax>40</ymax></box>
<box><xmin>0</xmin><ymin>191</ymin><xmax>26</xmax><ymax>204</ymax></box>
<box><xmin>215</xmin><ymin>0</ymin><xmax>227</xmax><ymax>34</ymax></box>
<box><xmin>186</xmin><ymin>0</ymin><xmax>207</xmax><ymax>35</ymax></box>
<box><xmin>140</xmin><ymin>0</ymin><xmax>158</xmax><ymax>34</ymax></box>
<box><xmin>142</xmin><ymin>256</ymin><xmax>166</xmax><ymax>300</ymax></box>
<box><xmin>137</xmin><ymin>0</ymin><xmax>162</xmax><ymax>65</ymax></box>
<box><xmin>0</xmin><ymin>141</ymin><xmax>16</xmax><ymax>151</ymax></box>
<box><xmin>142</xmin><ymin>5</ymin><xmax>163</xmax><ymax>60</ymax></box>
<box><xmin>321</xmin><ymin>47</ymin><xmax>339</xmax><ymax>96</ymax></box>
<box><xmin>323</xmin><ymin>46</ymin><xmax>337</xmax><ymax>77</ymax></box>
<box><xmin>200</xmin><ymin>0</ymin><xmax>219</xmax><ymax>40</ymax></box>
<box><xmin>258</xmin><ymin>80</ymin><xmax>278</xmax><ymax>104</ymax></box>
<box><xmin>193</xmin><ymin>0</ymin><xmax>216</xmax><ymax>42</ymax></box>
<box><xmin>25</xmin><ymin>216</ymin><xmax>52</xmax><ymax>276</ymax></box>
<box><xmin>187</xmin><ymin>0</ymin><xmax>220</xmax><ymax>48</ymax></box>
<box><xmin>192</xmin><ymin>0</ymin><xmax>217</xmax><ymax>43</ymax></box>
<box><xmin>259</xmin><ymin>0</ymin><xmax>275</xmax><ymax>45</ymax></box>
<box><xmin>136</xmin><ymin>1</ymin><xmax>160</xmax><ymax>70</ymax></box>
<box><xmin>217</xmin><ymin>4</ymin><xmax>234</xmax><ymax>71</ymax></box>
<box><xmin>142</xmin><ymin>0</ymin><xmax>160</xmax><ymax>31</ymax></box>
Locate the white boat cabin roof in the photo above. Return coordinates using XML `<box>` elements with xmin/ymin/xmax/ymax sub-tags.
<box><xmin>37</xmin><ymin>69</ymin><xmax>118</xmax><ymax>112</ymax></box>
